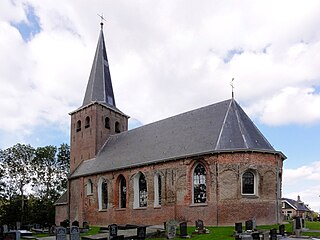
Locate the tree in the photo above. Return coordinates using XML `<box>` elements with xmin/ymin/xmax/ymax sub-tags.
<box><xmin>2</xmin><ymin>143</ymin><xmax>35</xmax><ymax>222</ymax></box>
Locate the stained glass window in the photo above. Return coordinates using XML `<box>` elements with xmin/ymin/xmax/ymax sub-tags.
<box><xmin>119</xmin><ymin>175</ymin><xmax>126</xmax><ymax>208</ymax></box>
<box><xmin>242</xmin><ymin>172</ymin><xmax>254</xmax><ymax>194</ymax></box>
<box><xmin>139</xmin><ymin>174</ymin><xmax>147</xmax><ymax>207</ymax></box>
<box><xmin>193</xmin><ymin>164</ymin><xmax>206</xmax><ymax>203</ymax></box>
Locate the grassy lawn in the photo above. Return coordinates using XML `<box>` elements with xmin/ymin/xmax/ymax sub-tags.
<box><xmin>25</xmin><ymin>221</ymin><xmax>320</xmax><ymax>239</ymax></box>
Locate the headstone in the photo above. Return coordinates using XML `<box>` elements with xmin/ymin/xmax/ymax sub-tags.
<box><xmin>137</xmin><ymin>227</ymin><xmax>146</xmax><ymax>240</ymax></box>
<box><xmin>72</xmin><ymin>221</ymin><xmax>79</xmax><ymax>227</ymax></box>
<box><xmin>252</xmin><ymin>232</ymin><xmax>260</xmax><ymax>240</ymax></box>
<box><xmin>70</xmin><ymin>226</ymin><xmax>80</xmax><ymax>240</ymax></box>
<box><xmin>3</xmin><ymin>225</ymin><xmax>8</xmax><ymax>233</ymax></box>
<box><xmin>50</xmin><ymin>225</ymin><xmax>56</xmax><ymax>235</ymax></box>
<box><xmin>34</xmin><ymin>224</ymin><xmax>41</xmax><ymax>229</ymax></box>
<box><xmin>108</xmin><ymin>224</ymin><xmax>118</xmax><ymax>240</ymax></box>
<box><xmin>235</xmin><ymin>222</ymin><xmax>242</xmax><ymax>234</ymax></box>
<box><xmin>166</xmin><ymin>221</ymin><xmax>177</xmax><ymax>239</ymax></box>
<box><xmin>279</xmin><ymin>224</ymin><xmax>285</xmax><ymax>236</ymax></box>
<box><xmin>16</xmin><ymin>222</ymin><xmax>21</xmax><ymax>230</ymax></box>
<box><xmin>56</xmin><ymin>227</ymin><xmax>67</xmax><ymax>240</ymax></box>
<box><xmin>179</xmin><ymin>222</ymin><xmax>188</xmax><ymax>237</ymax></box>
<box><xmin>245</xmin><ymin>220</ymin><xmax>253</xmax><ymax>231</ymax></box>
<box><xmin>4</xmin><ymin>231</ymin><xmax>20</xmax><ymax>240</ymax></box>
<box><xmin>83</xmin><ymin>222</ymin><xmax>89</xmax><ymax>229</ymax></box>
<box><xmin>269</xmin><ymin>228</ymin><xmax>277</xmax><ymax>240</ymax></box>
<box><xmin>252</xmin><ymin>219</ymin><xmax>257</xmax><ymax>230</ymax></box>
<box><xmin>295</xmin><ymin>217</ymin><xmax>302</xmax><ymax>229</ymax></box>
<box><xmin>302</xmin><ymin>218</ymin><xmax>305</xmax><ymax>228</ymax></box>
<box><xmin>195</xmin><ymin>219</ymin><xmax>204</xmax><ymax>233</ymax></box>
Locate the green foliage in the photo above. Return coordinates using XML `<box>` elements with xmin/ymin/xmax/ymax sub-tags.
<box><xmin>0</xmin><ymin>143</ymin><xmax>70</xmax><ymax>225</ymax></box>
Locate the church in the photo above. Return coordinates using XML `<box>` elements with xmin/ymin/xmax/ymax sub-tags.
<box><xmin>55</xmin><ymin>22</ymin><xmax>286</xmax><ymax>226</ymax></box>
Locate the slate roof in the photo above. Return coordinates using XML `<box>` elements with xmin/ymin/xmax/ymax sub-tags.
<box><xmin>54</xmin><ymin>191</ymin><xmax>68</xmax><ymax>206</ymax></box>
<box><xmin>282</xmin><ymin>198</ymin><xmax>310</xmax><ymax>211</ymax></box>
<box><xmin>70</xmin><ymin>98</ymin><xmax>285</xmax><ymax>178</ymax></box>
<box><xmin>82</xmin><ymin>24</ymin><xmax>116</xmax><ymax>109</ymax></box>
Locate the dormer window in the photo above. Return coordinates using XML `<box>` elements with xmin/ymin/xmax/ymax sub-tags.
<box><xmin>76</xmin><ymin>120</ymin><xmax>81</xmax><ymax>132</ymax></box>
<box><xmin>85</xmin><ymin>116</ymin><xmax>90</xmax><ymax>128</ymax></box>
<box><xmin>105</xmin><ymin>117</ymin><xmax>110</xmax><ymax>129</ymax></box>
<box><xmin>115</xmin><ymin>121</ymin><xmax>120</xmax><ymax>133</ymax></box>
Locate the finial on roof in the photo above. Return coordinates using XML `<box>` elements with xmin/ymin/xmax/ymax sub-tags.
<box><xmin>97</xmin><ymin>13</ymin><xmax>107</xmax><ymax>30</ymax></box>
<box><xmin>230</xmin><ymin>78</ymin><xmax>235</xmax><ymax>99</ymax></box>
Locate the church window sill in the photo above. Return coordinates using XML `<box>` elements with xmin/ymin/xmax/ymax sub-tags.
<box><xmin>154</xmin><ymin>205</ymin><xmax>161</xmax><ymax>209</ymax></box>
<box><xmin>242</xmin><ymin>195</ymin><xmax>259</xmax><ymax>199</ymax></box>
<box><xmin>98</xmin><ymin>209</ymin><xmax>107</xmax><ymax>212</ymax></box>
<box><xmin>115</xmin><ymin>208</ymin><xmax>126</xmax><ymax>211</ymax></box>
<box><xmin>189</xmin><ymin>203</ymin><xmax>208</xmax><ymax>207</ymax></box>
<box><xmin>133</xmin><ymin>207</ymin><xmax>147</xmax><ymax>210</ymax></box>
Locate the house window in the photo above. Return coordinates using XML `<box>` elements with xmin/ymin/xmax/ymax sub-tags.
<box><xmin>105</xmin><ymin>117</ymin><xmax>110</xmax><ymax>129</ymax></box>
<box><xmin>86</xmin><ymin>179</ymin><xmax>93</xmax><ymax>195</ymax></box>
<box><xmin>154</xmin><ymin>173</ymin><xmax>162</xmax><ymax>207</ymax></box>
<box><xmin>76</xmin><ymin>120</ymin><xmax>81</xmax><ymax>132</ymax></box>
<box><xmin>98</xmin><ymin>178</ymin><xmax>108</xmax><ymax>210</ymax></box>
<box><xmin>242</xmin><ymin>171</ymin><xmax>255</xmax><ymax>195</ymax></box>
<box><xmin>85</xmin><ymin>116</ymin><xmax>90</xmax><ymax>128</ymax></box>
<box><xmin>193</xmin><ymin>163</ymin><xmax>207</xmax><ymax>203</ymax></box>
<box><xmin>115</xmin><ymin>121</ymin><xmax>120</xmax><ymax>133</ymax></box>
<box><xmin>119</xmin><ymin>175</ymin><xmax>126</xmax><ymax>208</ymax></box>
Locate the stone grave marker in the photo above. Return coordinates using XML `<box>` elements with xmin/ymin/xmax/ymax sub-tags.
<box><xmin>108</xmin><ymin>224</ymin><xmax>118</xmax><ymax>240</ymax></box>
<box><xmin>245</xmin><ymin>220</ymin><xmax>253</xmax><ymax>231</ymax></box>
<box><xmin>137</xmin><ymin>226</ymin><xmax>146</xmax><ymax>240</ymax></box>
<box><xmin>279</xmin><ymin>224</ymin><xmax>285</xmax><ymax>236</ymax></box>
<box><xmin>179</xmin><ymin>222</ymin><xmax>188</xmax><ymax>237</ymax></box>
<box><xmin>56</xmin><ymin>227</ymin><xmax>67</xmax><ymax>240</ymax></box>
<box><xmin>72</xmin><ymin>221</ymin><xmax>79</xmax><ymax>227</ymax></box>
<box><xmin>166</xmin><ymin>221</ymin><xmax>177</xmax><ymax>239</ymax></box>
<box><xmin>3</xmin><ymin>225</ymin><xmax>8</xmax><ymax>233</ymax></box>
<box><xmin>235</xmin><ymin>222</ymin><xmax>242</xmax><ymax>234</ymax></box>
<box><xmin>70</xmin><ymin>226</ymin><xmax>80</xmax><ymax>240</ymax></box>
<box><xmin>252</xmin><ymin>219</ymin><xmax>256</xmax><ymax>230</ymax></box>
<box><xmin>269</xmin><ymin>228</ymin><xmax>277</xmax><ymax>240</ymax></box>
<box><xmin>195</xmin><ymin>219</ymin><xmax>204</xmax><ymax>233</ymax></box>
<box><xmin>252</xmin><ymin>232</ymin><xmax>260</xmax><ymax>240</ymax></box>
<box><xmin>4</xmin><ymin>231</ymin><xmax>20</xmax><ymax>240</ymax></box>
<box><xmin>16</xmin><ymin>222</ymin><xmax>21</xmax><ymax>230</ymax></box>
<box><xmin>34</xmin><ymin>224</ymin><xmax>41</xmax><ymax>230</ymax></box>
<box><xmin>83</xmin><ymin>222</ymin><xmax>89</xmax><ymax>229</ymax></box>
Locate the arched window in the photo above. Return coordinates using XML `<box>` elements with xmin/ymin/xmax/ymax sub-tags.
<box><xmin>119</xmin><ymin>175</ymin><xmax>126</xmax><ymax>208</ymax></box>
<box><xmin>76</xmin><ymin>120</ymin><xmax>81</xmax><ymax>132</ymax></box>
<box><xmin>105</xmin><ymin>117</ymin><xmax>110</xmax><ymax>129</ymax></box>
<box><xmin>154</xmin><ymin>173</ymin><xmax>162</xmax><ymax>207</ymax></box>
<box><xmin>98</xmin><ymin>178</ymin><xmax>108</xmax><ymax>210</ymax></box>
<box><xmin>193</xmin><ymin>163</ymin><xmax>206</xmax><ymax>203</ymax></box>
<box><xmin>133</xmin><ymin>172</ymin><xmax>147</xmax><ymax>208</ymax></box>
<box><xmin>85</xmin><ymin>116</ymin><xmax>90</xmax><ymax>128</ymax></box>
<box><xmin>115</xmin><ymin>121</ymin><xmax>120</xmax><ymax>133</ymax></box>
<box><xmin>242</xmin><ymin>171</ymin><xmax>255</xmax><ymax>195</ymax></box>
<box><xmin>86</xmin><ymin>179</ymin><xmax>93</xmax><ymax>195</ymax></box>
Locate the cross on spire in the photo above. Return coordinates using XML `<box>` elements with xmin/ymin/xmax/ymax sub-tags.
<box><xmin>97</xmin><ymin>13</ymin><xmax>107</xmax><ymax>29</ymax></box>
<box><xmin>230</xmin><ymin>78</ymin><xmax>235</xmax><ymax>99</ymax></box>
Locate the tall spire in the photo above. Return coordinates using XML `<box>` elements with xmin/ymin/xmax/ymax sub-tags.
<box><xmin>82</xmin><ymin>22</ymin><xmax>116</xmax><ymax>108</ymax></box>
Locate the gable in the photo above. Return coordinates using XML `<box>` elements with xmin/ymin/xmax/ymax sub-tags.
<box><xmin>70</xmin><ymin>99</ymin><xmax>285</xmax><ymax>178</ymax></box>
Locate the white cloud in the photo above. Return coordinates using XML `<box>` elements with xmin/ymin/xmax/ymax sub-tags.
<box><xmin>283</xmin><ymin>161</ymin><xmax>320</xmax><ymax>212</ymax></box>
<box><xmin>1</xmin><ymin>0</ymin><xmax>320</xmax><ymax>141</ymax></box>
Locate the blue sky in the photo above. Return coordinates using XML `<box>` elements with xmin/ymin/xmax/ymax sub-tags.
<box><xmin>1</xmin><ymin>0</ymin><xmax>320</xmax><ymax>211</ymax></box>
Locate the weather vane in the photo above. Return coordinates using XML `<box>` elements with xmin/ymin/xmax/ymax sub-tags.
<box><xmin>97</xmin><ymin>13</ymin><xmax>107</xmax><ymax>29</ymax></box>
<box><xmin>230</xmin><ymin>78</ymin><xmax>235</xmax><ymax>99</ymax></box>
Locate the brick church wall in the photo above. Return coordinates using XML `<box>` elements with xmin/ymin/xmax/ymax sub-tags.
<box><xmin>67</xmin><ymin>151</ymin><xmax>283</xmax><ymax>226</ymax></box>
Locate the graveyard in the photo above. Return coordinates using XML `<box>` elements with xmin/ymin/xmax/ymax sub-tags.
<box><xmin>2</xmin><ymin>218</ymin><xmax>320</xmax><ymax>240</ymax></box>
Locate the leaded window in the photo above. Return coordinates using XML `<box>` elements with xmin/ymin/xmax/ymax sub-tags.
<box><xmin>242</xmin><ymin>171</ymin><xmax>254</xmax><ymax>194</ymax></box>
<box><xmin>193</xmin><ymin>163</ymin><xmax>207</xmax><ymax>203</ymax></box>
<box><xmin>139</xmin><ymin>174</ymin><xmax>147</xmax><ymax>207</ymax></box>
<box><xmin>119</xmin><ymin>175</ymin><xmax>126</xmax><ymax>208</ymax></box>
<box><xmin>76</xmin><ymin>120</ymin><xmax>81</xmax><ymax>132</ymax></box>
<box><xmin>158</xmin><ymin>175</ymin><xmax>162</xmax><ymax>205</ymax></box>
<box><xmin>85</xmin><ymin>116</ymin><xmax>90</xmax><ymax>128</ymax></box>
<box><xmin>101</xmin><ymin>179</ymin><xmax>108</xmax><ymax>209</ymax></box>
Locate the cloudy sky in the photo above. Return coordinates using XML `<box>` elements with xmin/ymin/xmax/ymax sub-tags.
<box><xmin>1</xmin><ymin>0</ymin><xmax>320</xmax><ymax>212</ymax></box>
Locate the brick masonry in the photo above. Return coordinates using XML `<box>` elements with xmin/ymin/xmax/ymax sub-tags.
<box><xmin>61</xmin><ymin>151</ymin><xmax>283</xmax><ymax>226</ymax></box>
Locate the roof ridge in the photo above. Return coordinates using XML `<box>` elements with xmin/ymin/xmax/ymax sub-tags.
<box><xmin>215</xmin><ymin>99</ymin><xmax>232</xmax><ymax>150</ymax></box>
<box><xmin>233</xmin><ymin>100</ymin><xmax>249</xmax><ymax>148</ymax></box>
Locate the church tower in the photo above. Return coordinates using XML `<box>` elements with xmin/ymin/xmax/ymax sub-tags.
<box><xmin>69</xmin><ymin>22</ymin><xmax>129</xmax><ymax>173</ymax></box>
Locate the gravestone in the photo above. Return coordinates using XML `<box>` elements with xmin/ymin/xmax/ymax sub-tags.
<box><xmin>179</xmin><ymin>222</ymin><xmax>188</xmax><ymax>237</ymax></box>
<box><xmin>34</xmin><ymin>224</ymin><xmax>41</xmax><ymax>229</ymax></box>
<box><xmin>108</xmin><ymin>224</ymin><xmax>118</xmax><ymax>240</ymax></box>
<box><xmin>302</xmin><ymin>218</ymin><xmax>305</xmax><ymax>228</ymax></box>
<box><xmin>251</xmin><ymin>232</ymin><xmax>260</xmax><ymax>240</ymax></box>
<box><xmin>4</xmin><ymin>231</ymin><xmax>20</xmax><ymax>240</ymax></box>
<box><xmin>252</xmin><ymin>219</ymin><xmax>256</xmax><ymax>230</ymax></box>
<box><xmin>269</xmin><ymin>228</ymin><xmax>277</xmax><ymax>240</ymax></box>
<box><xmin>166</xmin><ymin>221</ymin><xmax>177</xmax><ymax>239</ymax></box>
<box><xmin>56</xmin><ymin>227</ymin><xmax>67</xmax><ymax>240</ymax></box>
<box><xmin>70</xmin><ymin>226</ymin><xmax>80</xmax><ymax>240</ymax></box>
<box><xmin>294</xmin><ymin>217</ymin><xmax>302</xmax><ymax>229</ymax></box>
<box><xmin>195</xmin><ymin>219</ymin><xmax>204</xmax><ymax>233</ymax></box>
<box><xmin>3</xmin><ymin>225</ymin><xmax>8</xmax><ymax>233</ymax></box>
<box><xmin>72</xmin><ymin>221</ymin><xmax>79</xmax><ymax>227</ymax></box>
<box><xmin>279</xmin><ymin>224</ymin><xmax>285</xmax><ymax>236</ymax></box>
<box><xmin>245</xmin><ymin>220</ymin><xmax>253</xmax><ymax>231</ymax></box>
<box><xmin>235</xmin><ymin>222</ymin><xmax>242</xmax><ymax>233</ymax></box>
<box><xmin>16</xmin><ymin>222</ymin><xmax>21</xmax><ymax>230</ymax></box>
<box><xmin>83</xmin><ymin>222</ymin><xmax>89</xmax><ymax>229</ymax></box>
<box><xmin>137</xmin><ymin>226</ymin><xmax>146</xmax><ymax>240</ymax></box>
